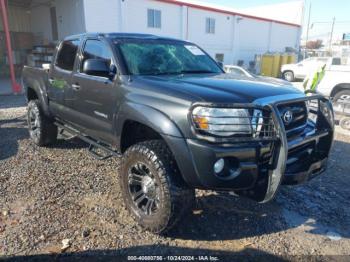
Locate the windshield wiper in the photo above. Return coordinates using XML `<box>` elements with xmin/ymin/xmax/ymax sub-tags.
<box><xmin>147</xmin><ymin>70</ymin><xmax>217</xmax><ymax>76</ymax></box>
<box><xmin>179</xmin><ymin>70</ymin><xmax>217</xmax><ymax>74</ymax></box>
<box><xmin>151</xmin><ymin>72</ymin><xmax>179</xmax><ymax>75</ymax></box>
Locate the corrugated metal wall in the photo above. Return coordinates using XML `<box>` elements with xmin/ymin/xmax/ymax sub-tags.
<box><xmin>0</xmin><ymin>5</ymin><xmax>31</xmax><ymax>32</ymax></box>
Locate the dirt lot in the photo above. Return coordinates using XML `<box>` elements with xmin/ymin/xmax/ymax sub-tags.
<box><xmin>1</xmin><ymin>95</ymin><xmax>350</xmax><ymax>261</ymax></box>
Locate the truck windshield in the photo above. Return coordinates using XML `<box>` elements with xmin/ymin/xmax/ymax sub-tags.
<box><xmin>117</xmin><ymin>41</ymin><xmax>222</xmax><ymax>75</ymax></box>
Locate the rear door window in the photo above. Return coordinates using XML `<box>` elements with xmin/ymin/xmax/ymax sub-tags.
<box><xmin>55</xmin><ymin>40</ymin><xmax>80</xmax><ymax>71</ymax></box>
<box><xmin>331</xmin><ymin>58</ymin><xmax>341</xmax><ymax>65</ymax></box>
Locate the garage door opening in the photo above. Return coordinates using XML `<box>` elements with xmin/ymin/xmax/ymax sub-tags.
<box><xmin>0</xmin><ymin>0</ymin><xmax>85</xmax><ymax>94</ymax></box>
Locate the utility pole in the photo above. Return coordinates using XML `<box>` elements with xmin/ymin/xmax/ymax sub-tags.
<box><xmin>304</xmin><ymin>2</ymin><xmax>312</xmax><ymax>59</ymax></box>
<box><xmin>329</xmin><ymin>17</ymin><xmax>336</xmax><ymax>54</ymax></box>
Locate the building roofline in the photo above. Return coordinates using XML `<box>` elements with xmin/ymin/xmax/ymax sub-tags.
<box><xmin>155</xmin><ymin>0</ymin><xmax>301</xmax><ymax>28</ymax></box>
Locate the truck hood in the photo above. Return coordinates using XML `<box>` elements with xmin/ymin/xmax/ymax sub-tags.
<box><xmin>134</xmin><ymin>73</ymin><xmax>303</xmax><ymax>104</ymax></box>
<box><xmin>254</xmin><ymin>75</ymin><xmax>294</xmax><ymax>86</ymax></box>
<box><xmin>281</xmin><ymin>64</ymin><xmax>296</xmax><ymax>71</ymax></box>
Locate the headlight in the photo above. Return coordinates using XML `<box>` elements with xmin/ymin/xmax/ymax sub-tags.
<box><xmin>307</xmin><ymin>99</ymin><xmax>319</xmax><ymax>124</ymax></box>
<box><xmin>192</xmin><ymin>106</ymin><xmax>264</xmax><ymax>137</ymax></box>
<box><xmin>307</xmin><ymin>99</ymin><xmax>334</xmax><ymax>127</ymax></box>
<box><xmin>320</xmin><ymin>100</ymin><xmax>334</xmax><ymax>126</ymax></box>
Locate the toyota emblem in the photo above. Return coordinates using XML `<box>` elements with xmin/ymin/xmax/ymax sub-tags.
<box><xmin>283</xmin><ymin>110</ymin><xmax>293</xmax><ymax>124</ymax></box>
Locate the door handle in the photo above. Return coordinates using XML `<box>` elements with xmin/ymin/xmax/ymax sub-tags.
<box><xmin>72</xmin><ymin>83</ymin><xmax>81</xmax><ymax>91</ymax></box>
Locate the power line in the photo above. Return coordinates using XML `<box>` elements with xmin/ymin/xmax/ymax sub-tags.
<box><xmin>311</xmin><ymin>20</ymin><xmax>350</xmax><ymax>26</ymax></box>
<box><xmin>306</xmin><ymin>33</ymin><xmax>331</xmax><ymax>38</ymax></box>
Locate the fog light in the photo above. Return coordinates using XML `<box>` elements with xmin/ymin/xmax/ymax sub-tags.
<box><xmin>214</xmin><ymin>158</ymin><xmax>225</xmax><ymax>173</ymax></box>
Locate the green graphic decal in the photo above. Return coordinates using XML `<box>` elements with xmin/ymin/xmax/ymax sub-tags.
<box><xmin>51</xmin><ymin>79</ymin><xmax>66</xmax><ymax>89</ymax></box>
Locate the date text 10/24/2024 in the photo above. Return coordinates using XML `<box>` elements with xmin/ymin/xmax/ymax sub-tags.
<box><xmin>127</xmin><ymin>255</ymin><xmax>220</xmax><ymax>261</ymax></box>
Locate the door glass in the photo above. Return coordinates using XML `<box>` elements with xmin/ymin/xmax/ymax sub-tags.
<box><xmin>55</xmin><ymin>40</ymin><xmax>80</xmax><ymax>71</ymax></box>
<box><xmin>331</xmin><ymin>58</ymin><xmax>341</xmax><ymax>65</ymax></box>
<box><xmin>81</xmin><ymin>40</ymin><xmax>113</xmax><ymax>74</ymax></box>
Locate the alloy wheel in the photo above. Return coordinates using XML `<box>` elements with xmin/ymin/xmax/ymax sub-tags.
<box><xmin>284</xmin><ymin>72</ymin><xmax>293</xmax><ymax>82</ymax></box>
<box><xmin>339</xmin><ymin>94</ymin><xmax>350</xmax><ymax>101</ymax></box>
<box><xmin>28</xmin><ymin>106</ymin><xmax>41</xmax><ymax>140</ymax></box>
<box><xmin>128</xmin><ymin>162</ymin><xmax>160</xmax><ymax>216</ymax></box>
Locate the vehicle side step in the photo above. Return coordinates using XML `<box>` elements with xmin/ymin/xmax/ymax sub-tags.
<box><xmin>88</xmin><ymin>144</ymin><xmax>115</xmax><ymax>160</ymax></box>
<box><xmin>58</xmin><ymin>127</ymin><xmax>76</xmax><ymax>140</ymax></box>
<box><xmin>54</xmin><ymin>122</ymin><xmax>121</xmax><ymax>160</ymax></box>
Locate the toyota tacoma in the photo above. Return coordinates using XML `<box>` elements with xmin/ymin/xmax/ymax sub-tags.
<box><xmin>22</xmin><ymin>33</ymin><xmax>334</xmax><ymax>233</ymax></box>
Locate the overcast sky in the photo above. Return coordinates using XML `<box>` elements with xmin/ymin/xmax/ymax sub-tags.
<box><xmin>199</xmin><ymin>0</ymin><xmax>350</xmax><ymax>43</ymax></box>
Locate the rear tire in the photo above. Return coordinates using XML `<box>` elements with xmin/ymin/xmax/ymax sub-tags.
<box><xmin>282</xmin><ymin>71</ymin><xmax>294</xmax><ymax>82</ymax></box>
<box><xmin>333</xmin><ymin>90</ymin><xmax>350</xmax><ymax>104</ymax></box>
<box><xmin>27</xmin><ymin>100</ymin><xmax>58</xmax><ymax>146</ymax></box>
<box><xmin>120</xmin><ymin>140</ymin><xmax>195</xmax><ymax>234</ymax></box>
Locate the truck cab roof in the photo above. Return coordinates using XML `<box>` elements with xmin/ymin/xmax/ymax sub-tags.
<box><xmin>64</xmin><ymin>32</ymin><xmax>182</xmax><ymax>42</ymax></box>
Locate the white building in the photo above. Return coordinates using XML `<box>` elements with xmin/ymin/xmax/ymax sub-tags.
<box><xmin>2</xmin><ymin>0</ymin><xmax>303</xmax><ymax>66</ymax></box>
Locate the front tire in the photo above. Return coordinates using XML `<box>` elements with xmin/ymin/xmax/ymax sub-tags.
<box><xmin>27</xmin><ymin>100</ymin><xmax>58</xmax><ymax>146</ymax></box>
<box><xmin>120</xmin><ymin>140</ymin><xmax>195</xmax><ymax>234</ymax></box>
<box><xmin>340</xmin><ymin>117</ymin><xmax>350</xmax><ymax>131</ymax></box>
<box><xmin>282</xmin><ymin>71</ymin><xmax>294</xmax><ymax>82</ymax></box>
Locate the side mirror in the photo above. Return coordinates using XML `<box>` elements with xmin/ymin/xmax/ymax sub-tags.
<box><xmin>109</xmin><ymin>64</ymin><xmax>117</xmax><ymax>79</ymax></box>
<box><xmin>83</xmin><ymin>59</ymin><xmax>110</xmax><ymax>78</ymax></box>
<box><xmin>217</xmin><ymin>61</ymin><xmax>224</xmax><ymax>69</ymax></box>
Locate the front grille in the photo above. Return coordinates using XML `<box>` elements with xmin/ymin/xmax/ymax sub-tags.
<box><xmin>277</xmin><ymin>101</ymin><xmax>308</xmax><ymax>135</ymax></box>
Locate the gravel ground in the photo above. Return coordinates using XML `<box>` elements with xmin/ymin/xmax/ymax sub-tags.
<box><xmin>0</xmin><ymin>95</ymin><xmax>350</xmax><ymax>261</ymax></box>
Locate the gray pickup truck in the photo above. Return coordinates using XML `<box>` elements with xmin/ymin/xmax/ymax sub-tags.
<box><xmin>22</xmin><ymin>33</ymin><xmax>334</xmax><ymax>233</ymax></box>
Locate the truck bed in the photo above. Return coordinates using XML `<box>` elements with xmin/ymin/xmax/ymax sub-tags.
<box><xmin>22</xmin><ymin>66</ymin><xmax>49</xmax><ymax>96</ymax></box>
<box><xmin>23</xmin><ymin>66</ymin><xmax>48</xmax><ymax>82</ymax></box>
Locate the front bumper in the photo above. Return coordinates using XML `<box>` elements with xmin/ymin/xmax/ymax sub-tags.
<box><xmin>165</xmin><ymin>95</ymin><xmax>334</xmax><ymax>203</ymax></box>
<box><xmin>185</xmin><ymin>128</ymin><xmax>331</xmax><ymax>189</ymax></box>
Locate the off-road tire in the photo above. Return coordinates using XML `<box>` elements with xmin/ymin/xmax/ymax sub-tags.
<box><xmin>120</xmin><ymin>140</ymin><xmax>195</xmax><ymax>234</ymax></box>
<box><xmin>282</xmin><ymin>71</ymin><xmax>294</xmax><ymax>82</ymax></box>
<box><xmin>27</xmin><ymin>99</ymin><xmax>58</xmax><ymax>146</ymax></box>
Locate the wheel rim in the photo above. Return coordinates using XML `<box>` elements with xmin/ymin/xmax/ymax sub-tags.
<box><xmin>340</xmin><ymin>118</ymin><xmax>350</xmax><ymax>130</ymax></box>
<box><xmin>127</xmin><ymin>162</ymin><xmax>160</xmax><ymax>215</ymax></box>
<box><xmin>339</xmin><ymin>94</ymin><xmax>350</xmax><ymax>101</ymax></box>
<box><xmin>334</xmin><ymin>94</ymin><xmax>350</xmax><ymax>105</ymax></box>
<box><xmin>285</xmin><ymin>72</ymin><xmax>292</xmax><ymax>81</ymax></box>
<box><xmin>28</xmin><ymin>105</ymin><xmax>41</xmax><ymax>139</ymax></box>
